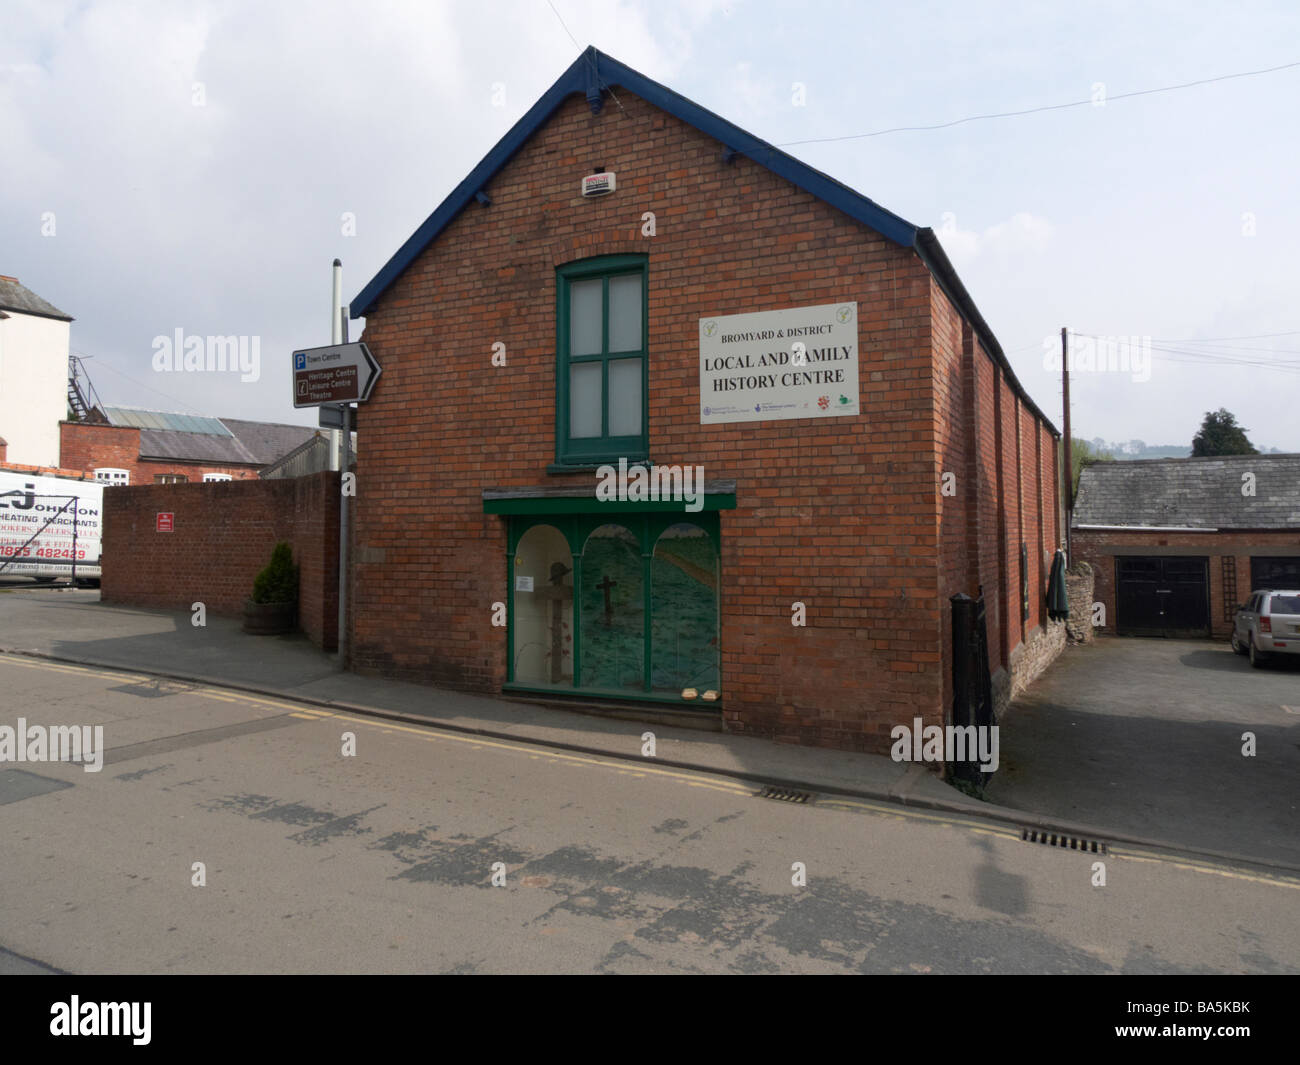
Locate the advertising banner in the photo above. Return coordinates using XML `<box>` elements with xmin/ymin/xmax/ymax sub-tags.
<box><xmin>0</xmin><ymin>471</ymin><xmax>103</xmax><ymax>578</ymax></box>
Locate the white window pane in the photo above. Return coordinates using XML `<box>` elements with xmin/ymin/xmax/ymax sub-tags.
<box><xmin>608</xmin><ymin>274</ymin><xmax>642</xmax><ymax>352</ymax></box>
<box><xmin>570</xmin><ymin>362</ymin><xmax>602</xmax><ymax>438</ymax></box>
<box><xmin>608</xmin><ymin>358</ymin><xmax>642</xmax><ymax>437</ymax></box>
<box><xmin>569</xmin><ymin>278</ymin><xmax>603</xmax><ymax>356</ymax></box>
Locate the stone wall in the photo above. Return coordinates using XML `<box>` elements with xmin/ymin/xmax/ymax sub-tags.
<box><xmin>1066</xmin><ymin>560</ymin><xmax>1095</xmax><ymax>643</ymax></box>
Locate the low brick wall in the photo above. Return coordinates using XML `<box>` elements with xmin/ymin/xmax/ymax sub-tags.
<box><xmin>101</xmin><ymin>471</ymin><xmax>340</xmax><ymax>649</ymax></box>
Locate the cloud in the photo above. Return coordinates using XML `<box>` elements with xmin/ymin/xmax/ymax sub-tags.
<box><xmin>936</xmin><ymin>211</ymin><xmax>1054</xmax><ymax>262</ymax></box>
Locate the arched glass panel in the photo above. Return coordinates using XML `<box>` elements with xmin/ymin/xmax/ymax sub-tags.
<box><xmin>513</xmin><ymin>524</ymin><xmax>574</xmax><ymax>687</ymax></box>
<box><xmin>651</xmin><ymin>523</ymin><xmax>719</xmax><ymax>694</ymax></box>
<box><xmin>580</xmin><ymin>524</ymin><xmax>644</xmax><ymax>691</ymax></box>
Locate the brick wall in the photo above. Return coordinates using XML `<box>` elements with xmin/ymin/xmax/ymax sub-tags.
<box><xmin>0</xmin><ymin>460</ymin><xmax>92</xmax><ymax>479</ymax></box>
<box><xmin>101</xmin><ymin>472</ymin><xmax>340</xmax><ymax>649</ymax></box>
<box><xmin>59</xmin><ymin>421</ymin><xmax>260</xmax><ymax>484</ymax></box>
<box><xmin>931</xmin><ymin>293</ymin><xmax>1064</xmax><ymax>717</ymax></box>
<box><xmin>350</xmin><ymin>87</ymin><xmax>1059</xmax><ymax>752</ymax></box>
<box><xmin>1072</xmin><ymin>528</ymin><xmax>1300</xmax><ymax>639</ymax></box>
<box><xmin>60</xmin><ymin>423</ymin><xmax>138</xmax><ymax>476</ymax></box>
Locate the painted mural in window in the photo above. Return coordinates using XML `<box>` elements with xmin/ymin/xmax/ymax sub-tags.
<box><xmin>507</xmin><ymin>513</ymin><xmax>719</xmax><ymax>703</ymax></box>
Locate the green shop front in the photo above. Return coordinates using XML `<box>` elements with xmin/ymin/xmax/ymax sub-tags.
<box><xmin>484</xmin><ymin>487</ymin><xmax>736</xmax><ymax>709</ymax></box>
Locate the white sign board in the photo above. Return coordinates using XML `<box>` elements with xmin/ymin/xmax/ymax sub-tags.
<box><xmin>699</xmin><ymin>302</ymin><xmax>858</xmax><ymax>424</ymax></box>
<box><xmin>0</xmin><ymin>471</ymin><xmax>103</xmax><ymax>578</ymax></box>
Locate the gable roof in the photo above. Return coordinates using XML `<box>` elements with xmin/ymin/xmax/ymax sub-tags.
<box><xmin>0</xmin><ymin>275</ymin><xmax>73</xmax><ymax>322</ymax></box>
<box><xmin>352</xmin><ymin>45</ymin><xmax>1056</xmax><ymax>435</ymax></box>
<box><xmin>219</xmin><ymin>418</ymin><xmax>322</xmax><ymax>466</ymax></box>
<box><xmin>1073</xmin><ymin>454</ymin><xmax>1300</xmax><ymax>530</ymax></box>
<box><xmin>137</xmin><ymin>428</ymin><xmax>260</xmax><ymax>466</ymax></box>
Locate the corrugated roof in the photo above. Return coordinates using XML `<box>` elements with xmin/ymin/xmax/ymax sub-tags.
<box><xmin>104</xmin><ymin>406</ymin><xmax>232</xmax><ymax>436</ymax></box>
<box><xmin>259</xmin><ymin>433</ymin><xmax>334</xmax><ymax>479</ymax></box>
<box><xmin>1073</xmin><ymin>455</ymin><xmax>1300</xmax><ymax>530</ymax></box>
<box><xmin>0</xmin><ymin>275</ymin><xmax>73</xmax><ymax>322</ymax></box>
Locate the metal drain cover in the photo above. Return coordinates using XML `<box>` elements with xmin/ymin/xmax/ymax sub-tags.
<box><xmin>1021</xmin><ymin>827</ymin><xmax>1107</xmax><ymax>854</ymax></box>
<box><xmin>757</xmin><ymin>785</ymin><xmax>813</xmax><ymax>804</ymax></box>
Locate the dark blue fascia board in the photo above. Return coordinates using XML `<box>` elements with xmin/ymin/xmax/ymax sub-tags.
<box><xmin>351</xmin><ymin>46</ymin><xmax>918</xmax><ymax>317</ymax></box>
<box><xmin>351</xmin><ymin>50</ymin><xmax>595</xmax><ymax>318</ymax></box>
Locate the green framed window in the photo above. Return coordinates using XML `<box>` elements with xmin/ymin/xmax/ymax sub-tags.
<box><xmin>555</xmin><ymin>255</ymin><xmax>648</xmax><ymax>466</ymax></box>
<box><xmin>505</xmin><ymin>511</ymin><xmax>721</xmax><ymax>705</ymax></box>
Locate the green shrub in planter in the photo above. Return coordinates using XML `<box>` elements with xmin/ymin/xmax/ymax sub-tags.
<box><xmin>252</xmin><ymin>541</ymin><xmax>299</xmax><ymax>605</ymax></box>
<box><xmin>243</xmin><ymin>541</ymin><xmax>299</xmax><ymax>635</ymax></box>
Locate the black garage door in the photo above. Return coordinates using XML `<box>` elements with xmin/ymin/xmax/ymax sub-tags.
<box><xmin>1250</xmin><ymin>556</ymin><xmax>1300</xmax><ymax>591</ymax></box>
<box><xmin>1116</xmin><ymin>556</ymin><xmax>1210</xmax><ymax>637</ymax></box>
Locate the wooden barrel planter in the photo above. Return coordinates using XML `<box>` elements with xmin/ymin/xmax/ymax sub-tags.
<box><xmin>242</xmin><ymin>600</ymin><xmax>296</xmax><ymax>635</ymax></box>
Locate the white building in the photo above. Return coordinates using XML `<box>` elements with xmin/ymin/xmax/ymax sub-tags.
<box><xmin>0</xmin><ymin>275</ymin><xmax>73</xmax><ymax>467</ymax></box>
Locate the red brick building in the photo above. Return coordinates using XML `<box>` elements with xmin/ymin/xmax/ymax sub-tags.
<box><xmin>1073</xmin><ymin>455</ymin><xmax>1300</xmax><ymax>639</ymax></box>
<box><xmin>60</xmin><ymin>408</ymin><xmax>320</xmax><ymax>486</ymax></box>
<box><xmin>344</xmin><ymin>47</ymin><xmax>1064</xmax><ymax>753</ymax></box>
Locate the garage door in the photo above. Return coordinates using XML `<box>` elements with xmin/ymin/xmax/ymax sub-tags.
<box><xmin>1250</xmin><ymin>556</ymin><xmax>1300</xmax><ymax>591</ymax></box>
<box><xmin>1116</xmin><ymin>556</ymin><xmax>1210</xmax><ymax>637</ymax></box>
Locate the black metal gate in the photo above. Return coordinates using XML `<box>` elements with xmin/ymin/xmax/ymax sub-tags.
<box><xmin>950</xmin><ymin>592</ymin><xmax>994</xmax><ymax>786</ymax></box>
<box><xmin>1116</xmin><ymin>556</ymin><xmax>1210</xmax><ymax>637</ymax></box>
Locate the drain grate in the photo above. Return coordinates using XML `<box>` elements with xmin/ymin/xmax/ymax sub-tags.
<box><xmin>757</xmin><ymin>785</ymin><xmax>813</xmax><ymax>804</ymax></box>
<box><xmin>1021</xmin><ymin>827</ymin><xmax>1107</xmax><ymax>855</ymax></box>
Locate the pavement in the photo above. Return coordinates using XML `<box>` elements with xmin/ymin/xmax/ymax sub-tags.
<box><xmin>0</xmin><ymin>585</ymin><xmax>1295</xmax><ymax>872</ymax></box>
<box><xmin>987</xmin><ymin>636</ymin><xmax>1300</xmax><ymax>868</ymax></box>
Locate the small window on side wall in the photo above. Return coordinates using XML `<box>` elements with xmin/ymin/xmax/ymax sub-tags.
<box><xmin>94</xmin><ymin>468</ymin><xmax>129</xmax><ymax>486</ymax></box>
<box><xmin>556</xmin><ymin>255</ymin><xmax>648</xmax><ymax>466</ymax></box>
<box><xmin>202</xmin><ymin>473</ymin><xmax>232</xmax><ymax>482</ymax></box>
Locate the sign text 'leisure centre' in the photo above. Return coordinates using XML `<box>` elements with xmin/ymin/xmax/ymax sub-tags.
<box><xmin>292</xmin><ymin>342</ymin><xmax>381</xmax><ymax>407</ymax></box>
<box><xmin>699</xmin><ymin>302</ymin><xmax>859</xmax><ymax>425</ymax></box>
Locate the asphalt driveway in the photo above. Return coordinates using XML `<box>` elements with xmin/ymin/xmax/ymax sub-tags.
<box><xmin>987</xmin><ymin>637</ymin><xmax>1300</xmax><ymax>867</ymax></box>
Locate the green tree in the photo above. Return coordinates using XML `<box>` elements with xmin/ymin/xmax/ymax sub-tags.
<box><xmin>1070</xmin><ymin>437</ymin><xmax>1113</xmax><ymax>500</ymax></box>
<box><xmin>1191</xmin><ymin>408</ymin><xmax>1257</xmax><ymax>456</ymax></box>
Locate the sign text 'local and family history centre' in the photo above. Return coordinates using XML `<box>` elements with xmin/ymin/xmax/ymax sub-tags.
<box><xmin>699</xmin><ymin>302</ymin><xmax>859</xmax><ymax>424</ymax></box>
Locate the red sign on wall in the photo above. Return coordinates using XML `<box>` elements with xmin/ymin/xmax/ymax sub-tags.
<box><xmin>156</xmin><ymin>512</ymin><xmax>174</xmax><ymax>533</ymax></box>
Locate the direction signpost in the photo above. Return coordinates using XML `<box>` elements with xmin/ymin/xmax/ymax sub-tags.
<box><xmin>291</xmin><ymin>328</ymin><xmax>380</xmax><ymax>671</ymax></box>
<box><xmin>291</xmin><ymin>342</ymin><xmax>381</xmax><ymax>408</ymax></box>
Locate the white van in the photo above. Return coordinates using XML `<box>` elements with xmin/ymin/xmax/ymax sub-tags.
<box><xmin>0</xmin><ymin>469</ymin><xmax>104</xmax><ymax>581</ymax></box>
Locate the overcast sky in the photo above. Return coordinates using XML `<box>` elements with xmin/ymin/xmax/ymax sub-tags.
<box><xmin>4</xmin><ymin>0</ymin><xmax>1298</xmax><ymax>450</ymax></box>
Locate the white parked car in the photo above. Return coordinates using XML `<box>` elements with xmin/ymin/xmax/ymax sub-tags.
<box><xmin>1232</xmin><ymin>589</ymin><xmax>1300</xmax><ymax>668</ymax></box>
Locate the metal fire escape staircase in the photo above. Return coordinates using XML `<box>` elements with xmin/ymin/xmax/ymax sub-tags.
<box><xmin>67</xmin><ymin>355</ymin><xmax>104</xmax><ymax>423</ymax></box>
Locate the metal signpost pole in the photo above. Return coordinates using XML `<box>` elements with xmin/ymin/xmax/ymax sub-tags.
<box><xmin>1061</xmin><ymin>327</ymin><xmax>1072</xmax><ymax>565</ymax></box>
<box><xmin>337</xmin><ymin>305</ymin><xmax>350</xmax><ymax>667</ymax></box>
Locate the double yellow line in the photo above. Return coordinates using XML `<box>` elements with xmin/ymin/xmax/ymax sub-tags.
<box><xmin>3</xmin><ymin>651</ymin><xmax>1298</xmax><ymax>890</ymax></box>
